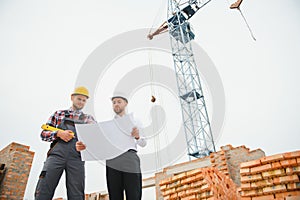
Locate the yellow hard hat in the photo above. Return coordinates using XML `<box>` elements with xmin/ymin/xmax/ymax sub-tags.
<box><xmin>72</xmin><ymin>86</ymin><xmax>89</xmax><ymax>98</ymax></box>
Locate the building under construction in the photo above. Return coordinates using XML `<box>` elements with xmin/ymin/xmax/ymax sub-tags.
<box><xmin>0</xmin><ymin>142</ymin><xmax>300</xmax><ymax>199</ymax></box>
<box><xmin>0</xmin><ymin>1</ymin><xmax>299</xmax><ymax>200</ymax></box>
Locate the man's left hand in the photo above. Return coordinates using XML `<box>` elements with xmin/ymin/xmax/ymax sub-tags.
<box><xmin>131</xmin><ymin>127</ymin><xmax>140</xmax><ymax>140</ymax></box>
<box><xmin>76</xmin><ymin>141</ymin><xmax>86</xmax><ymax>151</ymax></box>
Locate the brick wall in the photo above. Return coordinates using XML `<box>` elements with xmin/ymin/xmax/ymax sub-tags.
<box><xmin>0</xmin><ymin>142</ymin><xmax>35</xmax><ymax>200</ymax></box>
<box><xmin>239</xmin><ymin>150</ymin><xmax>300</xmax><ymax>199</ymax></box>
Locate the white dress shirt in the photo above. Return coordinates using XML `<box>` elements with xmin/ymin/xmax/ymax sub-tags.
<box><xmin>114</xmin><ymin>114</ymin><xmax>147</xmax><ymax>151</ymax></box>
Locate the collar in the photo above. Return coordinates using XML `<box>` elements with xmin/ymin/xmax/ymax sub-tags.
<box><xmin>114</xmin><ymin>114</ymin><xmax>126</xmax><ymax>119</ymax></box>
<box><xmin>68</xmin><ymin>107</ymin><xmax>83</xmax><ymax>114</ymax></box>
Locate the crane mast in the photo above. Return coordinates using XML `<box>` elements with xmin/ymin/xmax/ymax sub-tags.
<box><xmin>148</xmin><ymin>0</ymin><xmax>252</xmax><ymax>158</ymax></box>
<box><xmin>167</xmin><ymin>0</ymin><xmax>215</xmax><ymax>158</ymax></box>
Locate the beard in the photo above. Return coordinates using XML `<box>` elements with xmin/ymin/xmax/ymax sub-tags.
<box><xmin>113</xmin><ymin>107</ymin><xmax>124</xmax><ymax>114</ymax></box>
<box><xmin>73</xmin><ymin>103</ymin><xmax>83</xmax><ymax>111</ymax></box>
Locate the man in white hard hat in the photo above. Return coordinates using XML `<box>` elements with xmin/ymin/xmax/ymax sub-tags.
<box><xmin>106</xmin><ymin>93</ymin><xmax>147</xmax><ymax>200</ymax></box>
<box><xmin>35</xmin><ymin>86</ymin><xmax>95</xmax><ymax>200</ymax></box>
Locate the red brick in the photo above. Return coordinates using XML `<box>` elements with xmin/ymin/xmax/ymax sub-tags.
<box><xmin>275</xmin><ymin>191</ymin><xmax>300</xmax><ymax>198</ymax></box>
<box><xmin>240</xmin><ymin>188</ymin><xmax>263</xmax><ymax>197</ymax></box>
<box><xmin>261</xmin><ymin>154</ymin><xmax>285</xmax><ymax>164</ymax></box>
<box><xmin>198</xmin><ymin>190</ymin><xmax>213</xmax><ymax>198</ymax></box>
<box><xmin>169</xmin><ymin>192</ymin><xmax>178</xmax><ymax>198</ymax></box>
<box><xmin>285</xmin><ymin>196</ymin><xmax>300</xmax><ymax>200</ymax></box>
<box><xmin>280</xmin><ymin>159</ymin><xmax>298</xmax><ymax>167</ymax></box>
<box><xmin>162</xmin><ymin>188</ymin><xmax>176</xmax><ymax>196</ymax></box>
<box><xmin>241</xmin><ymin>174</ymin><xmax>263</xmax><ymax>183</ymax></box>
<box><xmin>185</xmin><ymin>188</ymin><xmax>200</xmax><ymax>196</ymax></box>
<box><xmin>190</xmin><ymin>180</ymin><xmax>204</xmax><ymax>188</ymax></box>
<box><xmin>252</xmin><ymin>194</ymin><xmax>275</xmax><ymax>200</ymax></box>
<box><xmin>262</xmin><ymin>169</ymin><xmax>285</xmax><ymax>179</ymax></box>
<box><xmin>159</xmin><ymin>177</ymin><xmax>172</xmax><ymax>186</ymax></box>
<box><xmin>172</xmin><ymin>172</ymin><xmax>186</xmax><ymax>181</ymax></box>
<box><xmin>206</xmin><ymin>197</ymin><xmax>217</xmax><ymax>200</ymax></box>
<box><xmin>286</xmin><ymin>182</ymin><xmax>300</xmax><ymax>190</ymax></box>
<box><xmin>283</xmin><ymin>151</ymin><xmax>300</xmax><ymax>159</ymax></box>
<box><xmin>251</xmin><ymin>179</ymin><xmax>273</xmax><ymax>189</ymax></box>
<box><xmin>186</xmin><ymin>168</ymin><xmax>202</xmax><ymax>177</ymax></box>
<box><xmin>241</xmin><ymin>159</ymin><xmax>262</xmax><ymax>169</ymax></box>
<box><xmin>180</xmin><ymin>194</ymin><xmax>197</xmax><ymax>200</ymax></box>
<box><xmin>251</xmin><ymin>163</ymin><xmax>272</xmax><ymax>174</ymax></box>
<box><xmin>286</xmin><ymin>166</ymin><xmax>300</xmax><ymax>175</ymax></box>
<box><xmin>175</xmin><ymin>184</ymin><xmax>189</xmax><ymax>192</ymax></box>
<box><xmin>240</xmin><ymin>167</ymin><xmax>251</xmax><ymax>176</ymax></box>
<box><xmin>241</xmin><ymin>182</ymin><xmax>251</xmax><ymax>190</ymax></box>
<box><xmin>169</xmin><ymin>181</ymin><xmax>182</xmax><ymax>189</ymax></box>
<box><xmin>273</xmin><ymin>174</ymin><xmax>299</xmax><ymax>185</ymax></box>
<box><xmin>181</xmin><ymin>176</ymin><xmax>195</xmax><ymax>184</ymax></box>
<box><xmin>194</xmin><ymin>173</ymin><xmax>204</xmax><ymax>181</ymax></box>
<box><xmin>262</xmin><ymin>184</ymin><xmax>286</xmax><ymax>194</ymax></box>
<box><xmin>209</xmin><ymin>152</ymin><xmax>216</xmax><ymax>158</ymax></box>
<box><xmin>177</xmin><ymin>190</ymin><xmax>186</xmax><ymax>197</ymax></box>
<box><xmin>160</xmin><ymin>184</ymin><xmax>167</xmax><ymax>191</ymax></box>
<box><xmin>199</xmin><ymin>183</ymin><xmax>210</xmax><ymax>192</ymax></box>
<box><xmin>271</xmin><ymin>161</ymin><xmax>282</xmax><ymax>170</ymax></box>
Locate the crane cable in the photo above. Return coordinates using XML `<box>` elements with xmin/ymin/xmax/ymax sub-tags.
<box><xmin>148</xmin><ymin>50</ymin><xmax>173</xmax><ymax>171</ymax></box>
<box><xmin>236</xmin><ymin>7</ymin><xmax>256</xmax><ymax>41</ymax></box>
<box><xmin>148</xmin><ymin>51</ymin><xmax>161</xmax><ymax>170</ymax></box>
<box><xmin>227</xmin><ymin>0</ymin><xmax>256</xmax><ymax>41</ymax></box>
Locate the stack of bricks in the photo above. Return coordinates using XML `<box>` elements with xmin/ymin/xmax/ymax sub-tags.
<box><xmin>159</xmin><ymin>167</ymin><xmax>239</xmax><ymax>200</ymax></box>
<box><xmin>85</xmin><ymin>192</ymin><xmax>109</xmax><ymax>200</ymax></box>
<box><xmin>0</xmin><ymin>142</ymin><xmax>35</xmax><ymax>200</ymax></box>
<box><xmin>239</xmin><ymin>150</ymin><xmax>300</xmax><ymax>199</ymax></box>
<box><xmin>156</xmin><ymin>144</ymin><xmax>266</xmax><ymax>199</ymax></box>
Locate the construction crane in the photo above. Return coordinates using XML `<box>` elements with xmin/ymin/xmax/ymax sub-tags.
<box><xmin>147</xmin><ymin>0</ymin><xmax>251</xmax><ymax>158</ymax></box>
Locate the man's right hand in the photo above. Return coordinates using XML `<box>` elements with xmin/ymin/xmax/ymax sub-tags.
<box><xmin>57</xmin><ymin>130</ymin><xmax>74</xmax><ymax>142</ymax></box>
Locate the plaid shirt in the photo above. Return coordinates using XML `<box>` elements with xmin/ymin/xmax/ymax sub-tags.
<box><xmin>41</xmin><ymin>107</ymin><xmax>96</xmax><ymax>142</ymax></box>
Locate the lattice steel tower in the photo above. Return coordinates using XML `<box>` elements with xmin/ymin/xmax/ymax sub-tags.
<box><xmin>148</xmin><ymin>0</ymin><xmax>250</xmax><ymax>158</ymax></box>
<box><xmin>167</xmin><ymin>0</ymin><xmax>215</xmax><ymax>158</ymax></box>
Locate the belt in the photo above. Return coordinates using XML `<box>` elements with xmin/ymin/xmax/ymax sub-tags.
<box><xmin>128</xmin><ymin>149</ymin><xmax>137</xmax><ymax>153</ymax></box>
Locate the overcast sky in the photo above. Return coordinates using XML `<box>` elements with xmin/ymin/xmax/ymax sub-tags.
<box><xmin>1</xmin><ymin>0</ymin><xmax>300</xmax><ymax>199</ymax></box>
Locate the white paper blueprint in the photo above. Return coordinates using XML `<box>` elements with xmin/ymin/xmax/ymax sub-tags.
<box><xmin>76</xmin><ymin>114</ymin><xmax>136</xmax><ymax>161</ymax></box>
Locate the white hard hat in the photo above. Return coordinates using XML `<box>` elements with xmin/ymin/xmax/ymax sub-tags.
<box><xmin>111</xmin><ymin>92</ymin><xmax>128</xmax><ymax>103</ymax></box>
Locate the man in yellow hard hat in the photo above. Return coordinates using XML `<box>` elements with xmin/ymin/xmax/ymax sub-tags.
<box><xmin>35</xmin><ymin>86</ymin><xmax>95</xmax><ymax>200</ymax></box>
